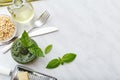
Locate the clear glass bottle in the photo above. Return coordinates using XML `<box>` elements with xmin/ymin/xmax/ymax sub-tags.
<box><xmin>7</xmin><ymin>0</ymin><xmax>34</xmax><ymax>24</ymax></box>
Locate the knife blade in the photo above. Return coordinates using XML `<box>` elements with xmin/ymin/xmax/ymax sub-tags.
<box><xmin>0</xmin><ymin>27</ymin><xmax>58</xmax><ymax>54</ymax></box>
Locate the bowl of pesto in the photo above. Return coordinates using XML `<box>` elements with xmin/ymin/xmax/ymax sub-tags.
<box><xmin>11</xmin><ymin>31</ymin><xmax>44</xmax><ymax>64</ymax></box>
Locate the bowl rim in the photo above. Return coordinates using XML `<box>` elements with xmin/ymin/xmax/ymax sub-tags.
<box><xmin>0</xmin><ymin>14</ymin><xmax>17</xmax><ymax>43</ymax></box>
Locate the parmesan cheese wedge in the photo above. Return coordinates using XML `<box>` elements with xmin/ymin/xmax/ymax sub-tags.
<box><xmin>17</xmin><ymin>71</ymin><xmax>29</xmax><ymax>80</ymax></box>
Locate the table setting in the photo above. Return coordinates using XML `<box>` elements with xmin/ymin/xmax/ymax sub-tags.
<box><xmin>1</xmin><ymin>0</ymin><xmax>120</xmax><ymax>80</ymax></box>
<box><xmin>0</xmin><ymin>0</ymin><xmax>63</xmax><ymax>79</ymax></box>
<box><xmin>0</xmin><ymin>0</ymin><xmax>77</xmax><ymax>80</ymax></box>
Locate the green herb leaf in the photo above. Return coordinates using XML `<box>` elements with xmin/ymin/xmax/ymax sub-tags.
<box><xmin>20</xmin><ymin>31</ymin><xmax>44</xmax><ymax>57</ymax></box>
<box><xmin>28</xmin><ymin>44</ymin><xmax>44</xmax><ymax>57</ymax></box>
<box><xmin>20</xmin><ymin>31</ymin><xmax>32</xmax><ymax>47</ymax></box>
<box><xmin>45</xmin><ymin>44</ymin><xmax>53</xmax><ymax>54</ymax></box>
<box><xmin>58</xmin><ymin>57</ymin><xmax>64</xmax><ymax>65</ymax></box>
<box><xmin>62</xmin><ymin>53</ymin><xmax>76</xmax><ymax>63</ymax></box>
<box><xmin>46</xmin><ymin>59</ymin><xmax>60</xmax><ymax>69</ymax></box>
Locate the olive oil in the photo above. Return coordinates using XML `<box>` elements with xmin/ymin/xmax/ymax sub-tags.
<box><xmin>7</xmin><ymin>0</ymin><xmax>34</xmax><ymax>23</ymax></box>
<box><xmin>12</xmin><ymin>3</ymin><xmax>34</xmax><ymax>23</ymax></box>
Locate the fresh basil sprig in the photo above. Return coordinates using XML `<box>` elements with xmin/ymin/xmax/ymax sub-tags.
<box><xmin>45</xmin><ymin>44</ymin><xmax>53</xmax><ymax>54</ymax></box>
<box><xmin>46</xmin><ymin>53</ymin><xmax>77</xmax><ymax>69</ymax></box>
<box><xmin>28</xmin><ymin>44</ymin><xmax>44</xmax><ymax>57</ymax></box>
<box><xmin>20</xmin><ymin>31</ymin><xmax>44</xmax><ymax>57</ymax></box>
<box><xmin>20</xmin><ymin>31</ymin><xmax>32</xmax><ymax>47</ymax></box>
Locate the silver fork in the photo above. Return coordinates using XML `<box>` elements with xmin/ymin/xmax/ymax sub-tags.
<box><xmin>28</xmin><ymin>10</ymin><xmax>50</xmax><ymax>32</ymax></box>
<box><xmin>0</xmin><ymin>10</ymin><xmax>50</xmax><ymax>46</ymax></box>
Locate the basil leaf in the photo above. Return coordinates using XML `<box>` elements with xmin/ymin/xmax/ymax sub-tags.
<box><xmin>28</xmin><ymin>44</ymin><xmax>44</xmax><ymax>57</ymax></box>
<box><xmin>45</xmin><ymin>44</ymin><xmax>53</xmax><ymax>54</ymax></box>
<box><xmin>20</xmin><ymin>31</ymin><xmax>32</xmax><ymax>47</ymax></box>
<box><xmin>20</xmin><ymin>31</ymin><xmax>44</xmax><ymax>57</ymax></box>
<box><xmin>46</xmin><ymin>59</ymin><xmax>60</xmax><ymax>69</ymax></box>
<box><xmin>62</xmin><ymin>53</ymin><xmax>76</xmax><ymax>63</ymax></box>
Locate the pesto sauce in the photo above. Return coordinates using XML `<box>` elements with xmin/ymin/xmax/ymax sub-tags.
<box><xmin>11</xmin><ymin>39</ymin><xmax>37</xmax><ymax>64</ymax></box>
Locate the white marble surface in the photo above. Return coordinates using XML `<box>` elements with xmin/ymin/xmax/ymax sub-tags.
<box><xmin>1</xmin><ymin>0</ymin><xmax>120</xmax><ymax>80</ymax></box>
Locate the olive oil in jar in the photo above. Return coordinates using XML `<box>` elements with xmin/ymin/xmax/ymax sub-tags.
<box><xmin>7</xmin><ymin>0</ymin><xmax>34</xmax><ymax>23</ymax></box>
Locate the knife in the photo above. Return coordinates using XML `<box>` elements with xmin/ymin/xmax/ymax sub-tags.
<box><xmin>0</xmin><ymin>27</ymin><xmax>58</xmax><ymax>54</ymax></box>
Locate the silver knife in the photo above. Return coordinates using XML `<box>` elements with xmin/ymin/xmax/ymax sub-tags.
<box><xmin>0</xmin><ymin>27</ymin><xmax>59</xmax><ymax>54</ymax></box>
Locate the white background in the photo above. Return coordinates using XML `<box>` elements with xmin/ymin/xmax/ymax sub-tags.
<box><xmin>0</xmin><ymin>0</ymin><xmax>120</xmax><ymax>80</ymax></box>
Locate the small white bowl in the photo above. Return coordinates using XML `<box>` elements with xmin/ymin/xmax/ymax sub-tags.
<box><xmin>0</xmin><ymin>14</ymin><xmax>17</xmax><ymax>43</ymax></box>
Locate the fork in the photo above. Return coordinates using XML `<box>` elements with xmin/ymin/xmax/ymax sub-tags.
<box><xmin>0</xmin><ymin>10</ymin><xmax>50</xmax><ymax>46</ymax></box>
<box><xmin>28</xmin><ymin>10</ymin><xmax>50</xmax><ymax>32</ymax></box>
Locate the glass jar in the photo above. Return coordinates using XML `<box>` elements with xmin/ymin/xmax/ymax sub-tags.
<box><xmin>7</xmin><ymin>0</ymin><xmax>34</xmax><ymax>24</ymax></box>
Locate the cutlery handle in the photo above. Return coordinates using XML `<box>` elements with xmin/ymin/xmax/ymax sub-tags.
<box><xmin>0</xmin><ymin>66</ymin><xmax>11</xmax><ymax>76</ymax></box>
<box><xmin>1</xmin><ymin>42</ymin><xmax>13</xmax><ymax>54</ymax></box>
